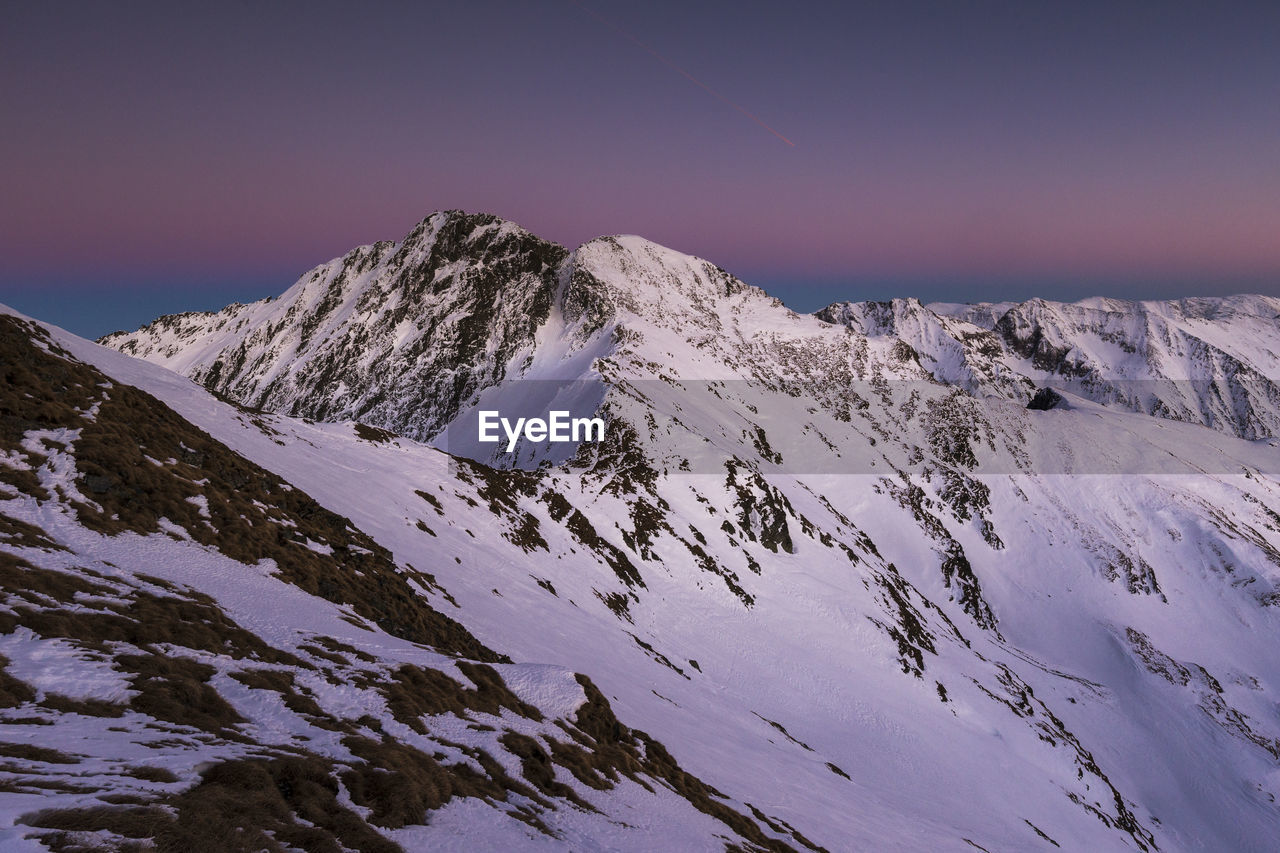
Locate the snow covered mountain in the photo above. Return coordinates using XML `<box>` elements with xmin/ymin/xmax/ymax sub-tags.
<box><xmin>100</xmin><ymin>213</ymin><xmax>574</xmax><ymax>444</ymax></box>
<box><xmin>4</xmin><ymin>211</ymin><xmax>1280</xmax><ymax>850</ymax></box>
<box><xmin>102</xmin><ymin>212</ymin><xmax>1280</xmax><ymax>448</ymax></box>
<box><xmin>818</xmin><ymin>295</ymin><xmax>1280</xmax><ymax>440</ymax></box>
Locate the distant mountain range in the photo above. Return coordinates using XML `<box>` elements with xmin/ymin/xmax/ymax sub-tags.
<box><xmin>2</xmin><ymin>210</ymin><xmax>1279</xmax><ymax>851</ymax></box>
<box><xmin>103</xmin><ymin>211</ymin><xmax>1280</xmax><ymax>444</ymax></box>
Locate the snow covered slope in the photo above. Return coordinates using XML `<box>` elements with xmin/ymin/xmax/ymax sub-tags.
<box><xmin>820</xmin><ymin>295</ymin><xmax>1280</xmax><ymax>439</ymax></box>
<box><xmin>0</xmin><ymin>310</ymin><xmax>808</xmax><ymax>852</ymax></box>
<box><xmin>27</xmin><ymin>211</ymin><xmax>1280</xmax><ymax>851</ymax></box>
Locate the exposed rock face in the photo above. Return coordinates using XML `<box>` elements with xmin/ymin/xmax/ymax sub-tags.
<box><xmin>1027</xmin><ymin>387</ymin><xmax>1066</xmax><ymax>410</ymax></box>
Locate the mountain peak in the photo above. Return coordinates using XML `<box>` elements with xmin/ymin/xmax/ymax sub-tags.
<box><xmin>100</xmin><ymin>210</ymin><xmax>571</xmax><ymax>440</ymax></box>
<box><xmin>568</xmin><ymin>233</ymin><xmax>778</xmax><ymax>325</ymax></box>
<box><xmin>100</xmin><ymin>212</ymin><xmax>1280</xmax><ymax>446</ymax></box>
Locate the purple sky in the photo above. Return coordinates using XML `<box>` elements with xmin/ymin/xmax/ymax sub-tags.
<box><xmin>3</xmin><ymin>1</ymin><xmax>1279</xmax><ymax>337</ymax></box>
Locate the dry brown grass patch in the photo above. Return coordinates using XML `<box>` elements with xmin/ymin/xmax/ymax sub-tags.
<box><xmin>115</xmin><ymin>654</ymin><xmax>245</xmax><ymax>736</ymax></box>
<box><xmin>0</xmin><ymin>741</ymin><xmax>79</xmax><ymax>764</ymax></box>
<box><xmin>382</xmin><ymin>662</ymin><xmax>541</xmax><ymax>734</ymax></box>
<box><xmin>0</xmin><ymin>652</ymin><xmax>35</xmax><ymax>708</ymax></box>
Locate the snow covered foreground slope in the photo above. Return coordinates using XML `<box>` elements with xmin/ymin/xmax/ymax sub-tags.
<box><xmin>0</xmin><ymin>311</ymin><xmax>809</xmax><ymax>852</ymax></box>
<box><xmin>23</xmin><ymin>211</ymin><xmax>1280</xmax><ymax>851</ymax></box>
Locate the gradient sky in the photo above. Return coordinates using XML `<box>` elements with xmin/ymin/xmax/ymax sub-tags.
<box><xmin>3</xmin><ymin>0</ymin><xmax>1279</xmax><ymax>338</ymax></box>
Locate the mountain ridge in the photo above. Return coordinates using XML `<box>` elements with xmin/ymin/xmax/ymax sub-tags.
<box><xmin>101</xmin><ymin>210</ymin><xmax>1280</xmax><ymax>446</ymax></box>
